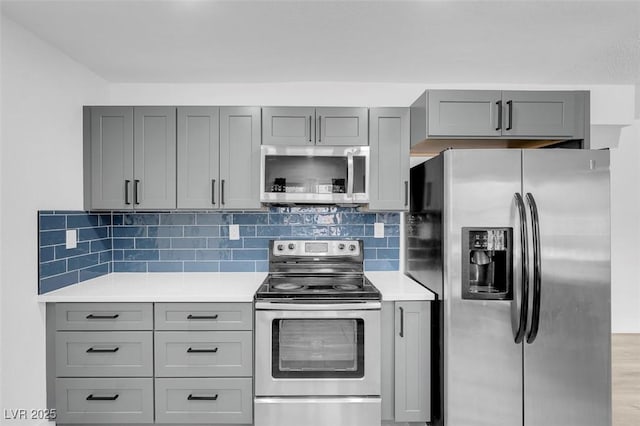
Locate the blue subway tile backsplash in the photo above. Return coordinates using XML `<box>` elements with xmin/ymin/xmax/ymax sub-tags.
<box><xmin>38</xmin><ymin>208</ymin><xmax>400</xmax><ymax>294</ymax></box>
<box><xmin>38</xmin><ymin>211</ymin><xmax>112</xmax><ymax>294</ymax></box>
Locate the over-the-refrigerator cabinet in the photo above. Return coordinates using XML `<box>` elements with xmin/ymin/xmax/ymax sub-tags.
<box><xmin>406</xmin><ymin>149</ymin><xmax>611</xmax><ymax>426</ymax></box>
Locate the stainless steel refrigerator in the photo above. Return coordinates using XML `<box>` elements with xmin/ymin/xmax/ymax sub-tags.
<box><xmin>405</xmin><ymin>149</ymin><xmax>611</xmax><ymax>426</ymax></box>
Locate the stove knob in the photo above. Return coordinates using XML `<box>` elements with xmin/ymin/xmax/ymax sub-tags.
<box><xmin>348</xmin><ymin>244</ymin><xmax>356</xmax><ymax>251</ymax></box>
<box><xmin>277</xmin><ymin>244</ymin><xmax>284</xmax><ymax>251</ymax></box>
<box><xmin>338</xmin><ymin>243</ymin><xmax>345</xmax><ymax>250</ymax></box>
<box><xmin>288</xmin><ymin>243</ymin><xmax>296</xmax><ymax>250</ymax></box>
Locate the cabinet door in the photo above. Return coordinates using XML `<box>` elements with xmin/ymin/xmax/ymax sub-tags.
<box><xmin>89</xmin><ymin>107</ymin><xmax>134</xmax><ymax>210</ymax></box>
<box><xmin>133</xmin><ymin>107</ymin><xmax>176</xmax><ymax>209</ymax></box>
<box><xmin>369</xmin><ymin>108</ymin><xmax>410</xmax><ymax>211</ymax></box>
<box><xmin>395</xmin><ymin>301</ymin><xmax>431</xmax><ymax>423</ymax></box>
<box><xmin>428</xmin><ymin>90</ymin><xmax>502</xmax><ymax>137</ymax></box>
<box><xmin>316</xmin><ymin>107</ymin><xmax>368</xmax><ymax>146</ymax></box>
<box><xmin>177</xmin><ymin>107</ymin><xmax>220</xmax><ymax>209</ymax></box>
<box><xmin>501</xmin><ymin>91</ymin><xmax>578</xmax><ymax>138</ymax></box>
<box><xmin>262</xmin><ymin>107</ymin><xmax>315</xmax><ymax>146</ymax></box>
<box><xmin>219</xmin><ymin>107</ymin><xmax>262</xmax><ymax>209</ymax></box>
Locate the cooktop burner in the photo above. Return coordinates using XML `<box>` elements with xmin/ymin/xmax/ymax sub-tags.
<box><xmin>254</xmin><ymin>239</ymin><xmax>381</xmax><ymax>302</ymax></box>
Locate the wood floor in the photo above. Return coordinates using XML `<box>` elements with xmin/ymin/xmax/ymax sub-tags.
<box><xmin>613</xmin><ymin>334</ymin><xmax>640</xmax><ymax>426</ymax></box>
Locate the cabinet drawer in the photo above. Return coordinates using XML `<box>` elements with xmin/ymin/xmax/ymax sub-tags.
<box><xmin>55</xmin><ymin>303</ymin><xmax>153</xmax><ymax>331</ymax></box>
<box><xmin>155</xmin><ymin>331</ymin><xmax>252</xmax><ymax>377</ymax></box>
<box><xmin>55</xmin><ymin>378</ymin><xmax>153</xmax><ymax>424</ymax></box>
<box><xmin>56</xmin><ymin>331</ymin><xmax>153</xmax><ymax>377</ymax></box>
<box><xmin>155</xmin><ymin>378</ymin><xmax>253</xmax><ymax>424</ymax></box>
<box><xmin>155</xmin><ymin>302</ymin><xmax>252</xmax><ymax>331</ymax></box>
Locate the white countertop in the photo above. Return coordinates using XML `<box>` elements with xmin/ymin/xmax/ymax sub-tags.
<box><xmin>366</xmin><ymin>271</ymin><xmax>435</xmax><ymax>301</ymax></box>
<box><xmin>36</xmin><ymin>272</ymin><xmax>268</xmax><ymax>303</ymax></box>
<box><xmin>37</xmin><ymin>271</ymin><xmax>435</xmax><ymax>303</ymax></box>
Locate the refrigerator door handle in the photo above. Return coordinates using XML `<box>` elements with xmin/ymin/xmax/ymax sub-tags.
<box><xmin>525</xmin><ymin>192</ymin><xmax>542</xmax><ymax>344</ymax></box>
<box><xmin>513</xmin><ymin>192</ymin><xmax>530</xmax><ymax>343</ymax></box>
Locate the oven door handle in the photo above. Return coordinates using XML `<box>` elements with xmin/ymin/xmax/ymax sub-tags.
<box><xmin>254</xmin><ymin>301</ymin><xmax>381</xmax><ymax>311</ymax></box>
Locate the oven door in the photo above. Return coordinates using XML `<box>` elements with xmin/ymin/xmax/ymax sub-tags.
<box><xmin>255</xmin><ymin>303</ymin><xmax>381</xmax><ymax>397</ymax></box>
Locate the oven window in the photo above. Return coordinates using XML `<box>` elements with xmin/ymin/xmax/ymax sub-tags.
<box><xmin>272</xmin><ymin>319</ymin><xmax>365</xmax><ymax>378</ymax></box>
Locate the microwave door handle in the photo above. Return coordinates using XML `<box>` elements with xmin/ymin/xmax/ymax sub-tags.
<box><xmin>347</xmin><ymin>151</ymin><xmax>354</xmax><ymax>198</ymax></box>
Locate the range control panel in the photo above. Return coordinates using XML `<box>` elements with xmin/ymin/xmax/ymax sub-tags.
<box><xmin>272</xmin><ymin>240</ymin><xmax>360</xmax><ymax>257</ymax></box>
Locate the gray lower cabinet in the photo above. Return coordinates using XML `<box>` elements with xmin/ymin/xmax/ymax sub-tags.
<box><xmin>368</xmin><ymin>107</ymin><xmax>410</xmax><ymax>211</ymax></box>
<box><xmin>154</xmin><ymin>302</ymin><xmax>253</xmax><ymax>331</ymax></box>
<box><xmin>381</xmin><ymin>301</ymin><xmax>431</xmax><ymax>424</ymax></box>
<box><xmin>177</xmin><ymin>107</ymin><xmax>261</xmax><ymax>210</ymax></box>
<box><xmin>54</xmin><ymin>302</ymin><xmax>153</xmax><ymax>331</ymax></box>
<box><xmin>56</xmin><ymin>331</ymin><xmax>153</xmax><ymax>377</ymax></box>
<box><xmin>262</xmin><ymin>106</ymin><xmax>368</xmax><ymax>146</ymax></box>
<box><xmin>154</xmin><ymin>331</ymin><xmax>252</xmax><ymax>377</ymax></box>
<box><xmin>155</xmin><ymin>378</ymin><xmax>253</xmax><ymax>424</ymax></box>
<box><xmin>49</xmin><ymin>301</ymin><xmax>254</xmax><ymax>425</ymax></box>
<box><xmin>416</xmin><ymin>89</ymin><xmax>586</xmax><ymax>141</ymax></box>
<box><xmin>85</xmin><ymin>106</ymin><xmax>176</xmax><ymax>210</ymax></box>
<box><xmin>55</xmin><ymin>378</ymin><xmax>154</xmax><ymax>424</ymax></box>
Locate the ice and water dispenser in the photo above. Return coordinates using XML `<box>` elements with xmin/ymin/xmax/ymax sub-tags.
<box><xmin>461</xmin><ymin>228</ymin><xmax>513</xmax><ymax>300</ymax></box>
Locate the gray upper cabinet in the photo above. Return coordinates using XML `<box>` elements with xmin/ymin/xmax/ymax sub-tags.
<box><xmin>88</xmin><ymin>107</ymin><xmax>134</xmax><ymax>210</ymax></box>
<box><xmin>501</xmin><ymin>91</ymin><xmax>581</xmax><ymax>138</ymax></box>
<box><xmin>428</xmin><ymin>90</ymin><xmax>502</xmax><ymax>137</ymax></box>
<box><xmin>177</xmin><ymin>107</ymin><xmax>220</xmax><ymax>209</ymax></box>
<box><xmin>417</xmin><ymin>90</ymin><xmax>586</xmax><ymax>142</ymax></box>
<box><xmin>316</xmin><ymin>107</ymin><xmax>368</xmax><ymax>146</ymax></box>
<box><xmin>134</xmin><ymin>107</ymin><xmax>177</xmax><ymax>209</ymax></box>
<box><xmin>219</xmin><ymin>107</ymin><xmax>262</xmax><ymax>209</ymax></box>
<box><xmin>86</xmin><ymin>106</ymin><xmax>176</xmax><ymax>210</ymax></box>
<box><xmin>262</xmin><ymin>107</ymin><xmax>315</xmax><ymax>146</ymax></box>
<box><xmin>262</xmin><ymin>107</ymin><xmax>368</xmax><ymax>146</ymax></box>
<box><xmin>368</xmin><ymin>108</ymin><xmax>410</xmax><ymax>211</ymax></box>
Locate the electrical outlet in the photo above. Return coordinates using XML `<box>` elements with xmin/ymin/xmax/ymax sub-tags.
<box><xmin>66</xmin><ymin>229</ymin><xmax>77</xmax><ymax>249</ymax></box>
<box><xmin>374</xmin><ymin>222</ymin><xmax>385</xmax><ymax>238</ymax></box>
<box><xmin>229</xmin><ymin>224</ymin><xmax>240</xmax><ymax>240</ymax></box>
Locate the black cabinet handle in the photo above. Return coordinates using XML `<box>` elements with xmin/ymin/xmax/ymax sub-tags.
<box><xmin>188</xmin><ymin>394</ymin><xmax>218</xmax><ymax>401</ymax></box>
<box><xmin>496</xmin><ymin>101</ymin><xmax>503</xmax><ymax>131</ymax></box>
<box><xmin>86</xmin><ymin>314</ymin><xmax>120</xmax><ymax>319</ymax></box>
<box><xmin>212</xmin><ymin>179</ymin><xmax>216</xmax><ymax>206</ymax></box>
<box><xmin>134</xmin><ymin>180</ymin><xmax>141</xmax><ymax>205</ymax></box>
<box><xmin>399</xmin><ymin>306</ymin><xmax>405</xmax><ymax>338</ymax></box>
<box><xmin>187</xmin><ymin>347</ymin><xmax>219</xmax><ymax>353</ymax></box>
<box><xmin>187</xmin><ymin>314</ymin><xmax>219</xmax><ymax>320</ymax></box>
<box><xmin>309</xmin><ymin>116</ymin><xmax>313</xmax><ymax>143</ymax></box>
<box><xmin>404</xmin><ymin>181</ymin><xmax>409</xmax><ymax>207</ymax></box>
<box><xmin>506</xmin><ymin>100</ymin><xmax>513</xmax><ymax>131</ymax></box>
<box><xmin>221</xmin><ymin>180</ymin><xmax>225</xmax><ymax>205</ymax></box>
<box><xmin>86</xmin><ymin>394</ymin><xmax>119</xmax><ymax>401</ymax></box>
<box><xmin>124</xmin><ymin>180</ymin><xmax>131</xmax><ymax>205</ymax></box>
<box><xmin>317</xmin><ymin>116</ymin><xmax>322</xmax><ymax>143</ymax></box>
<box><xmin>86</xmin><ymin>347</ymin><xmax>119</xmax><ymax>353</ymax></box>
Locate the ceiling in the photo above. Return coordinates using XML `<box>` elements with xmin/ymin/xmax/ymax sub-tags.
<box><xmin>2</xmin><ymin>0</ymin><xmax>640</xmax><ymax>85</ymax></box>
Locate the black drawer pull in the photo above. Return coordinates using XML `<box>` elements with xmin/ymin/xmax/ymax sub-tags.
<box><xmin>86</xmin><ymin>347</ymin><xmax>120</xmax><ymax>353</ymax></box>
<box><xmin>187</xmin><ymin>347</ymin><xmax>219</xmax><ymax>353</ymax></box>
<box><xmin>188</xmin><ymin>394</ymin><xmax>218</xmax><ymax>401</ymax></box>
<box><xmin>86</xmin><ymin>314</ymin><xmax>120</xmax><ymax>319</ymax></box>
<box><xmin>86</xmin><ymin>394</ymin><xmax>119</xmax><ymax>401</ymax></box>
<box><xmin>187</xmin><ymin>314</ymin><xmax>219</xmax><ymax>320</ymax></box>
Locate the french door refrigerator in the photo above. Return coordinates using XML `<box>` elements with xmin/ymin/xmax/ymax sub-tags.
<box><xmin>405</xmin><ymin>149</ymin><xmax>611</xmax><ymax>426</ymax></box>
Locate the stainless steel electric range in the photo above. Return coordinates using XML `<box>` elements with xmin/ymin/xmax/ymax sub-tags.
<box><xmin>254</xmin><ymin>239</ymin><xmax>382</xmax><ymax>426</ymax></box>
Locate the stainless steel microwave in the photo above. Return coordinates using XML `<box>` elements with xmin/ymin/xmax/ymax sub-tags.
<box><xmin>260</xmin><ymin>145</ymin><xmax>370</xmax><ymax>204</ymax></box>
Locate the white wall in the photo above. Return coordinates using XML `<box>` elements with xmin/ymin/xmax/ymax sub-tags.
<box><xmin>606</xmin><ymin>122</ymin><xmax>640</xmax><ymax>332</ymax></box>
<box><xmin>0</xmin><ymin>16</ymin><xmax>108</xmax><ymax>424</ymax></box>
